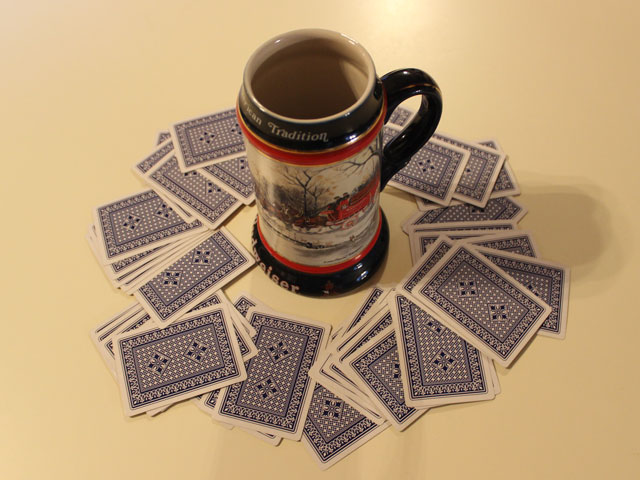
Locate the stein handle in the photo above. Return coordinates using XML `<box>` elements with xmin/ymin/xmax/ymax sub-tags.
<box><xmin>380</xmin><ymin>68</ymin><xmax>443</xmax><ymax>190</ymax></box>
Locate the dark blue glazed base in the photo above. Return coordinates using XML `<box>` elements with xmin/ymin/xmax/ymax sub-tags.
<box><xmin>251</xmin><ymin>212</ymin><xmax>389</xmax><ymax>296</ymax></box>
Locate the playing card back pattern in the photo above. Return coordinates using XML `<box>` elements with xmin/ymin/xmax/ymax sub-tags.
<box><xmin>134</xmin><ymin>139</ymin><xmax>174</xmax><ymax>175</ymax></box>
<box><xmin>491</xmin><ymin>160</ymin><xmax>518</xmax><ymax>195</ymax></box>
<box><xmin>156</xmin><ymin>131</ymin><xmax>172</xmax><ymax>145</ymax></box>
<box><xmin>302</xmin><ymin>384</ymin><xmax>386</xmax><ymax>469</ymax></box>
<box><xmin>215</xmin><ymin>311</ymin><xmax>326</xmax><ymax>437</ymax></box>
<box><xmin>432</xmin><ymin>133</ymin><xmax>505</xmax><ymax>205</ymax></box>
<box><xmin>116</xmin><ymin>311</ymin><xmax>243</xmax><ymax>412</ymax></box>
<box><xmin>172</xmin><ymin>109</ymin><xmax>245</xmax><ymax>170</ymax></box>
<box><xmin>407</xmin><ymin>221</ymin><xmax>516</xmax><ymax>234</ymax></box>
<box><xmin>148</xmin><ymin>156</ymin><xmax>238</xmax><ymax>227</ymax></box>
<box><xmin>392</xmin><ymin>294</ymin><xmax>491</xmax><ymax>403</ymax></box>
<box><xmin>106</xmin><ymin>312</ymin><xmax>151</xmax><ymax>358</ymax></box>
<box><xmin>337</xmin><ymin>309</ymin><xmax>394</xmax><ymax>362</ymax></box>
<box><xmin>386</xmin><ymin>131</ymin><xmax>467</xmax><ymax>204</ymax></box>
<box><xmin>416</xmin><ymin>246</ymin><xmax>549</xmax><ymax>364</ymax></box>
<box><xmin>95</xmin><ymin>190</ymin><xmax>202</xmax><ymax>261</ymax></box>
<box><xmin>410</xmin><ymin>197</ymin><xmax>525</xmax><ymax>225</ymax></box>
<box><xmin>105</xmin><ymin>246</ymin><xmax>161</xmax><ymax>276</ymax></box>
<box><xmin>411</xmin><ymin>231</ymin><xmax>485</xmax><ymax>260</ymax></box>
<box><xmin>233</xmin><ymin>295</ymin><xmax>257</xmax><ymax>317</ymax></box>
<box><xmin>475</xmin><ymin>140</ymin><xmax>520</xmax><ymax>198</ymax></box>
<box><xmin>345</xmin><ymin>328</ymin><xmax>422</xmax><ymax>429</ymax></box>
<box><xmin>136</xmin><ymin>231</ymin><xmax>251</xmax><ymax>322</ymax></box>
<box><xmin>388</xmin><ymin>106</ymin><xmax>413</xmax><ymax>126</ymax></box>
<box><xmin>202</xmin><ymin>156</ymin><xmax>254</xmax><ymax>202</ymax></box>
<box><xmin>189</xmin><ymin>292</ymin><xmax>223</xmax><ymax>311</ymax></box>
<box><xmin>471</xmin><ymin>234</ymin><xmax>538</xmax><ymax>258</ymax></box>
<box><xmin>103</xmin><ymin>293</ymin><xmax>234</xmax><ymax>362</ymax></box>
<box><xmin>479</xmin><ymin>249</ymin><xmax>569</xmax><ymax>337</ymax></box>
<box><xmin>335</xmin><ymin>286</ymin><xmax>388</xmax><ymax>340</ymax></box>
<box><xmin>401</xmin><ymin>238</ymin><xmax>454</xmax><ymax>294</ymax></box>
<box><xmin>188</xmin><ymin>293</ymin><xmax>255</xmax><ymax>357</ymax></box>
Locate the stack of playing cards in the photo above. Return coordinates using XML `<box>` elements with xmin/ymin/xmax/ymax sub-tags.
<box><xmin>86</xmin><ymin>107</ymin><xmax>256</xmax><ymax>294</ymax></box>
<box><xmin>386</xmin><ymin>107</ymin><xmax>518</xmax><ymax>208</ymax></box>
<box><xmin>87</xmin><ymin>108</ymin><xmax>261</xmax><ymax>416</ymax></box>
<box><xmin>90</xmin><ymin>290</ymin><xmax>260</xmax><ymax>417</ymax></box>
<box><xmin>87</xmin><ymin>105</ymin><xmax>570</xmax><ymax>470</ymax></box>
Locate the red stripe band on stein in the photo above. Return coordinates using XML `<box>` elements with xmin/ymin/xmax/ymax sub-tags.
<box><xmin>236</xmin><ymin>99</ymin><xmax>387</xmax><ymax>166</ymax></box>
<box><xmin>256</xmin><ymin>213</ymin><xmax>383</xmax><ymax>274</ymax></box>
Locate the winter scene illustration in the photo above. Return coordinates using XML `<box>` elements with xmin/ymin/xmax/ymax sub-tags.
<box><xmin>251</xmin><ymin>140</ymin><xmax>382</xmax><ymax>266</ymax></box>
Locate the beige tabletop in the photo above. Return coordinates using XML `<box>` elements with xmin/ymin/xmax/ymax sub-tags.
<box><xmin>2</xmin><ymin>1</ymin><xmax>639</xmax><ymax>478</ymax></box>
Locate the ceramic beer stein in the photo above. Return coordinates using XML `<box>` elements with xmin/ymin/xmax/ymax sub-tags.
<box><xmin>237</xmin><ymin>29</ymin><xmax>442</xmax><ymax>295</ymax></box>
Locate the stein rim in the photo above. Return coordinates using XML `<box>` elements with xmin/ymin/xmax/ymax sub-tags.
<box><xmin>242</xmin><ymin>28</ymin><xmax>377</xmax><ymax>126</ymax></box>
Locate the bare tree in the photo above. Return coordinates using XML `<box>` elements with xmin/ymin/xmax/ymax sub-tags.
<box><xmin>308</xmin><ymin>183</ymin><xmax>331</xmax><ymax>215</ymax></box>
<box><xmin>280</xmin><ymin>164</ymin><xmax>336</xmax><ymax>221</ymax></box>
<box><xmin>339</xmin><ymin>144</ymin><xmax>378</xmax><ymax>175</ymax></box>
<box><xmin>281</xmin><ymin>168</ymin><xmax>314</xmax><ymax>219</ymax></box>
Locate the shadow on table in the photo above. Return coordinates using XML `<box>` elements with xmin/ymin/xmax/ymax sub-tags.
<box><xmin>516</xmin><ymin>176</ymin><xmax>625</xmax><ymax>296</ymax></box>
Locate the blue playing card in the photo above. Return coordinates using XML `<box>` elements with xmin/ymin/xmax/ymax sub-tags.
<box><xmin>156</xmin><ymin>131</ymin><xmax>172</xmax><ymax>145</ymax></box>
<box><xmin>188</xmin><ymin>292</ymin><xmax>257</xmax><ymax>359</ymax></box>
<box><xmin>476</xmin><ymin>139</ymin><xmax>521</xmax><ymax>198</ymax></box>
<box><xmin>115</xmin><ymin>234</ymin><xmax>209</xmax><ymax>294</ymax></box>
<box><xmin>230</xmin><ymin>292</ymin><xmax>262</xmax><ymax>337</ymax></box>
<box><xmin>133</xmin><ymin>138</ymin><xmax>174</xmax><ymax>177</ymax></box>
<box><xmin>99</xmin><ymin>308</ymin><xmax>167</xmax><ymax>417</ymax></box>
<box><xmin>332</xmin><ymin>285</ymin><xmax>390</xmax><ymax>342</ymax></box>
<box><xmin>113</xmin><ymin>305</ymin><xmax>247</xmax><ymax>416</ymax></box>
<box><xmin>311</xmin><ymin>300</ymin><xmax>388</xmax><ymax>422</ymax></box>
<box><xmin>412</xmin><ymin>244</ymin><xmax>552</xmax><ymax>367</ymax></box>
<box><xmin>301</xmin><ymin>384</ymin><xmax>389</xmax><ymax>470</ymax></box>
<box><xmin>101</xmin><ymin>293</ymin><xmax>257</xmax><ymax>375</ymax></box>
<box><xmin>134</xmin><ymin>229</ymin><xmax>254</xmax><ymax>325</ymax></box>
<box><xmin>233</xmin><ymin>294</ymin><xmax>258</xmax><ymax>318</ymax></box>
<box><xmin>102</xmin><ymin>293</ymin><xmax>249</xmax><ymax>371</ymax></box>
<box><xmin>400</xmin><ymin>236</ymin><xmax>455</xmax><ymax>296</ymax></box>
<box><xmin>312</xmin><ymin>286</ymin><xmax>389</xmax><ymax>387</ymax></box>
<box><xmin>386</xmin><ymin>126</ymin><xmax>469</xmax><ymax>206</ymax></box>
<box><xmin>314</xmin><ymin>307</ymin><xmax>396</xmax><ymax>423</ymax></box>
<box><xmin>475</xmin><ymin>246</ymin><xmax>570</xmax><ymax>338</ymax></box>
<box><xmin>101</xmin><ymin>245</ymin><xmax>165</xmax><ymax>279</ymax></box>
<box><xmin>336</xmin><ymin>307</ymin><xmax>394</xmax><ymax>362</ymax></box>
<box><xmin>409</xmin><ymin>230</ymin><xmax>539</xmax><ymax>265</ymax></box>
<box><xmin>341</xmin><ymin>326</ymin><xmax>427</xmax><ymax>430</ymax></box>
<box><xmin>388</xmin><ymin>106</ymin><xmax>414</xmax><ymax>126</ymax></box>
<box><xmin>402</xmin><ymin>196</ymin><xmax>526</xmax><ymax>232</ymax></box>
<box><xmin>91</xmin><ymin>302</ymin><xmax>141</xmax><ymax>340</ymax></box>
<box><xmin>490</xmin><ymin>160</ymin><xmax>520</xmax><ymax>198</ymax></box>
<box><xmin>433</xmin><ymin>132</ymin><xmax>506</xmax><ymax>208</ymax></box>
<box><xmin>146</xmin><ymin>154</ymin><xmax>241</xmax><ymax>229</ymax></box>
<box><xmin>198</xmin><ymin>374</ymin><xmax>282</xmax><ymax>444</ymax></box>
<box><xmin>105</xmin><ymin>311</ymin><xmax>151</xmax><ymax>359</ymax></box>
<box><xmin>390</xmin><ymin>293</ymin><xmax>495</xmax><ymax>408</ymax></box>
<box><xmin>171</xmin><ymin>108</ymin><xmax>245</xmax><ymax>171</ymax></box>
<box><xmin>202</xmin><ymin>156</ymin><xmax>255</xmax><ymax>205</ymax></box>
<box><xmin>406</xmin><ymin>220</ymin><xmax>516</xmax><ymax>236</ymax></box>
<box><xmin>312</xmin><ymin>359</ymin><xmax>384</xmax><ymax>425</ymax></box>
<box><xmin>87</xmin><ymin>224</ymin><xmax>180</xmax><ymax>288</ymax></box>
<box><xmin>189</xmin><ymin>292</ymin><xmax>224</xmax><ymax>311</ymax></box>
<box><xmin>211</xmin><ymin>308</ymin><xmax>329</xmax><ymax>440</ymax></box>
<box><xmin>408</xmin><ymin>230</ymin><xmax>492</xmax><ymax>264</ymax></box>
<box><xmin>93</xmin><ymin>190</ymin><xmax>205</xmax><ymax>264</ymax></box>
<box><xmin>469</xmin><ymin>231</ymin><xmax>539</xmax><ymax>258</ymax></box>
<box><xmin>90</xmin><ymin>303</ymin><xmax>144</xmax><ymax>375</ymax></box>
